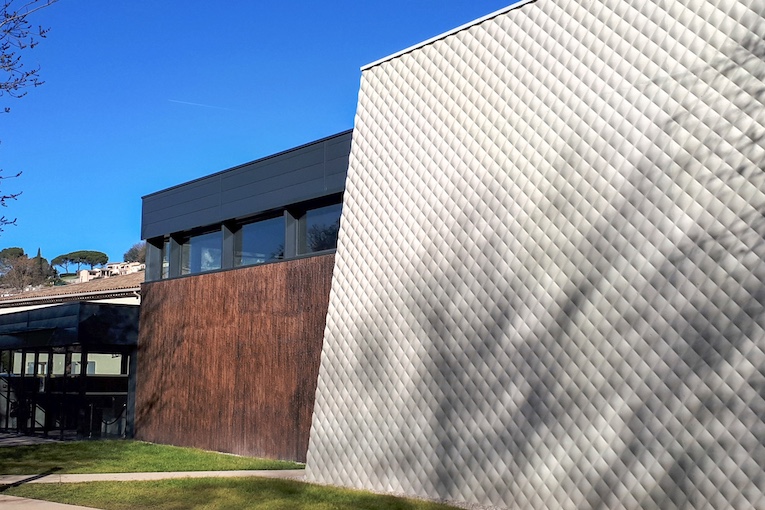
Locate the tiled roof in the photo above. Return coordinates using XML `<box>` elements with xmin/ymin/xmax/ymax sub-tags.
<box><xmin>0</xmin><ymin>271</ymin><xmax>144</xmax><ymax>305</ymax></box>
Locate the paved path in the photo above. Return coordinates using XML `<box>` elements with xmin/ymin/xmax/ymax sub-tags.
<box><xmin>0</xmin><ymin>494</ymin><xmax>101</xmax><ymax>509</ymax></box>
<box><xmin>0</xmin><ymin>432</ymin><xmax>66</xmax><ymax>447</ymax></box>
<box><xmin>0</xmin><ymin>469</ymin><xmax>306</xmax><ymax>485</ymax></box>
<box><xmin>0</xmin><ymin>469</ymin><xmax>307</xmax><ymax>510</ymax></box>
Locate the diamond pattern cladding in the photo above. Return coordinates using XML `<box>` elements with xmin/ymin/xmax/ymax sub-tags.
<box><xmin>306</xmin><ymin>0</ymin><xmax>765</xmax><ymax>508</ymax></box>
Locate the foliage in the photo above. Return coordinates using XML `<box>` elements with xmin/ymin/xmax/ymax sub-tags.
<box><xmin>0</xmin><ymin>245</ymin><xmax>23</xmax><ymax>259</ymax></box>
<box><xmin>0</xmin><ymin>0</ymin><xmax>59</xmax><ymax>231</ymax></box>
<box><xmin>74</xmin><ymin>250</ymin><xmax>108</xmax><ymax>269</ymax></box>
<box><xmin>52</xmin><ymin>250</ymin><xmax>109</xmax><ymax>271</ymax></box>
<box><xmin>0</xmin><ymin>440</ymin><xmax>302</xmax><ymax>474</ymax></box>
<box><xmin>4</xmin><ymin>477</ymin><xmax>460</xmax><ymax>510</ymax></box>
<box><xmin>50</xmin><ymin>252</ymin><xmax>68</xmax><ymax>273</ymax></box>
<box><xmin>0</xmin><ymin>245</ymin><xmax>53</xmax><ymax>289</ymax></box>
<box><xmin>123</xmin><ymin>241</ymin><xmax>146</xmax><ymax>263</ymax></box>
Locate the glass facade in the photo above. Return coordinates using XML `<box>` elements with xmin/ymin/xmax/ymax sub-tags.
<box><xmin>161</xmin><ymin>239</ymin><xmax>170</xmax><ymax>279</ymax></box>
<box><xmin>1</xmin><ymin>347</ymin><xmax>130</xmax><ymax>437</ymax></box>
<box><xmin>235</xmin><ymin>216</ymin><xmax>285</xmax><ymax>266</ymax></box>
<box><xmin>147</xmin><ymin>197</ymin><xmax>343</xmax><ymax>280</ymax></box>
<box><xmin>87</xmin><ymin>353</ymin><xmax>124</xmax><ymax>375</ymax></box>
<box><xmin>302</xmin><ymin>203</ymin><xmax>342</xmax><ymax>254</ymax></box>
<box><xmin>181</xmin><ymin>231</ymin><xmax>222</xmax><ymax>275</ymax></box>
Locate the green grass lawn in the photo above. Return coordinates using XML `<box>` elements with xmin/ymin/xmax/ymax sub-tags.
<box><xmin>0</xmin><ymin>440</ymin><xmax>302</xmax><ymax>474</ymax></box>
<box><xmin>4</xmin><ymin>477</ymin><xmax>461</xmax><ymax>510</ymax></box>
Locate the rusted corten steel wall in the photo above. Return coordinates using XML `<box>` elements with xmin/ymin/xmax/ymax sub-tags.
<box><xmin>135</xmin><ymin>254</ymin><xmax>334</xmax><ymax>461</ymax></box>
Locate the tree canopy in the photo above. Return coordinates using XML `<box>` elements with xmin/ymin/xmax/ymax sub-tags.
<box><xmin>0</xmin><ymin>246</ymin><xmax>24</xmax><ymax>260</ymax></box>
<box><xmin>50</xmin><ymin>253</ymin><xmax>69</xmax><ymax>273</ymax></box>
<box><xmin>123</xmin><ymin>241</ymin><xmax>146</xmax><ymax>263</ymax></box>
<box><xmin>52</xmin><ymin>250</ymin><xmax>108</xmax><ymax>272</ymax></box>
<box><xmin>0</xmin><ymin>246</ymin><xmax>55</xmax><ymax>290</ymax></box>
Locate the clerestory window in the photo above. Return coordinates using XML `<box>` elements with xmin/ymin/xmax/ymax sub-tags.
<box><xmin>235</xmin><ymin>215</ymin><xmax>285</xmax><ymax>267</ymax></box>
<box><xmin>299</xmin><ymin>203</ymin><xmax>342</xmax><ymax>255</ymax></box>
<box><xmin>181</xmin><ymin>230</ymin><xmax>222</xmax><ymax>275</ymax></box>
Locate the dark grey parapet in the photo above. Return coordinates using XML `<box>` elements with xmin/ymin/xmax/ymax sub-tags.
<box><xmin>141</xmin><ymin>130</ymin><xmax>351</xmax><ymax>240</ymax></box>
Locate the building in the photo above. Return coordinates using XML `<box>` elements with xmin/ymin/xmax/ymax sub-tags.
<box><xmin>135</xmin><ymin>130</ymin><xmax>351</xmax><ymax>461</ymax></box>
<box><xmin>129</xmin><ymin>0</ymin><xmax>765</xmax><ymax>507</ymax></box>
<box><xmin>305</xmin><ymin>0</ymin><xmax>765</xmax><ymax>509</ymax></box>
<box><xmin>78</xmin><ymin>262</ymin><xmax>146</xmax><ymax>283</ymax></box>
<box><xmin>0</xmin><ymin>272</ymin><xmax>142</xmax><ymax>438</ymax></box>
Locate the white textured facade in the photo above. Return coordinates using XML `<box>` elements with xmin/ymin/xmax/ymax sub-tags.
<box><xmin>306</xmin><ymin>0</ymin><xmax>765</xmax><ymax>508</ymax></box>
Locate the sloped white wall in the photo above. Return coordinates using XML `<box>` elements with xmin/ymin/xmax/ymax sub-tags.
<box><xmin>307</xmin><ymin>1</ymin><xmax>765</xmax><ymax>508</ymax></box>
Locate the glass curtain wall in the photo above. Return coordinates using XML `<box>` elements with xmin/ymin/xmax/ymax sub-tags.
<box><xmin>149</xmin><ymin>198</ymin><xmax>343</xmax><ymax>279</ymax></box>
<box><xmin>301</xmin><ymin>203</ymin><xmax>342</xmax><ymax>254</ymax></box>
<box><xmin>235</xmin><ymin>216</ymin><xmax>285</xmax><ymax>266</ymax></box>
<box><xmin>0</xmin><ymin>347</ymin><xmax>130</xmax><ymax>438</ymax></box>
<box><xmin>181</xmin><ymin>231</ymin><xmax>222</xmax><ymax>275</ymax></box>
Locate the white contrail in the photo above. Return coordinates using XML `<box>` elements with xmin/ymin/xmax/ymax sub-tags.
<box><xmin>168</xmin><ymin>99</ymin><xmax>235</xmax><ymax>111</ymax></box>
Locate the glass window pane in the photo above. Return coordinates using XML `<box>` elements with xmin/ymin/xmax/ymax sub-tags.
<box><xmin>0</xmin><ymin>350</ymin><xmax>9</xmax><ymax>375</ymax></box>
<box><xmin>181</xmin><ymin>231</ymin><xmax>222</xmax><ymax>275</ymax></box>
<box><xmin>51</xmin><ymin>354</ymin><xmax>66</xmax><ymax>375</ymax></box>
<box><xmin>36</xmin><ymin>353</ymin><xmax>48</xmax><ymax>376</ymax></box>
<box><xmin>12</xmin><ymin>351</ymin><xmax>22</xmax><ymax>375</ymax></box>
<box><xmin>161</xmin><ymin>239</ymin><xmax>170</xmax><ymax>279</ymax></box>
<box><xmin>69</xmin><ymin>353</ymin><xmax>83</xmax><ymax>376</ymax></box>
<box><xmin>302</xmin><ymin>203</ymin><xmax>342</xmax><ymax>254</ymax></box>
<box><xmin>235</xmin><ymin>216</ymin><xmax>285</xmax><ymax>266</ymax></box>
<box><xmin>87</xmin><ymin>354</ymin><xmax>123</xmax><ymax>375</ymax></box>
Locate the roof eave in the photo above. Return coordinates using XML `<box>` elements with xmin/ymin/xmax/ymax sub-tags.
<box><xmin>0</xmin><ymin>287</ymin><xmax>141</xmax><ymax>308</ymax></box>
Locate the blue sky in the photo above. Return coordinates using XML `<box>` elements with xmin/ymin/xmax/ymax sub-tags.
<box><xmin>2</xmin><ymin>0</ymin><xmax>514</xmax><ymax>263</ymax></box>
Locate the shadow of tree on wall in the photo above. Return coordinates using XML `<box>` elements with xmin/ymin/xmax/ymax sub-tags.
<box><xmin>635</xmin><ymin>27</ymin><xmax>765</xmax><ymax>508</ymax></box>
<box><xmin>359</xmin><ymin>16</ymin><xmax>765</xmax><ymax>510</ymax></box>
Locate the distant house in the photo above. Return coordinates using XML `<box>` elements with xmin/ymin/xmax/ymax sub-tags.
<box><xmin>0</xmin><ymin>272</ymin><xmax>142</xmax><ymax>438</ymax></box>
<box><xmin>78</xmin><ymin>262</ymin><xmax>145</xmax><ymax>283</ymax></box>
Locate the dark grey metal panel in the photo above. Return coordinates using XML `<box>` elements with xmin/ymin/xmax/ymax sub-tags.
<box><xmin>325</xmin><ymin>134</ymin><xmax>353</xmax><ymax>161</ymax></box>
<box><xmin>141</xmin><ymin>130</ymin><xmax>352</xmax><ymax>239</ymax></box>
<box><xmin>142</xmin><ymin>179</ymin><xmax>222</xmax><ymax>219</ymax></box>
<box><xmin>0</xmin><ymin>304</ymin><xmax>79</xmax><ymax>336</ymax></box>
<box><xmin>219</xmin><ymin>150</ymin><xmax>326</xmax><ymax>191</ymax></box>
<box><xmin>142</xmin><ymin>192</ymin><xmax>222</xmax><ymax>238</ymax></box>
<box><xmin>221</xmin><ymin>177</ymin><xmax>331</xmax><ymax>220</ymax></box>
<box><xmin>144</xmin><ymin>193</ymin><xmax>220</xmax><ymax>226</ymax></box>
<box><xmin>142</xmin><ymin>180</ymin><xmax>220</xmax><ymax>238</ymax></box>
<box><xmin>145</xmin><ymin>206</ymin><xmax>222</xmax><ymax>239</ymax></box>
<box><xmin>222</xmin><ymin>163</ymin><xmax>324</xmax><ymax>203</ymax></box>
<box><xmin>324</xmin><ymin>173</ymin><xmax>348</xmax><ymax>193</ymax></box>
<box><xmin>0</xmin><ymin>303</ymin><xmax>139</xmax><ymax>349</ymax></box>
<box><xmin>79</xmin><ymin>303</ymin><xmax>140</xmax><ymax>347</ymax></box>
<box><xmin>143</xmin><ymin>193</ymin><xmax>221</xmax><ymax>220</ymax></box>
<box><xmin>325</xmin><ymin>157</ymin><xmax>351</xmax><ymax>177</ymax></box>
<box><xmin>145</xmin><ymin>240</ymin><xmax>163</xmax><ymax>281</ymax></box>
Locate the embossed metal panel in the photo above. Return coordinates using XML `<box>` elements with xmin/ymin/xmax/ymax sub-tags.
<box><xmin>306</xmin><ymin>0</ymin><xmax>765</xmax><ymax>508</ymax></box>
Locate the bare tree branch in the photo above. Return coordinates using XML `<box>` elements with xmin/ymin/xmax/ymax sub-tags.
<box><xmin>0</xmin><ymin>0</ymin><xmax>57</xmax><ymax>231</ymax></box>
